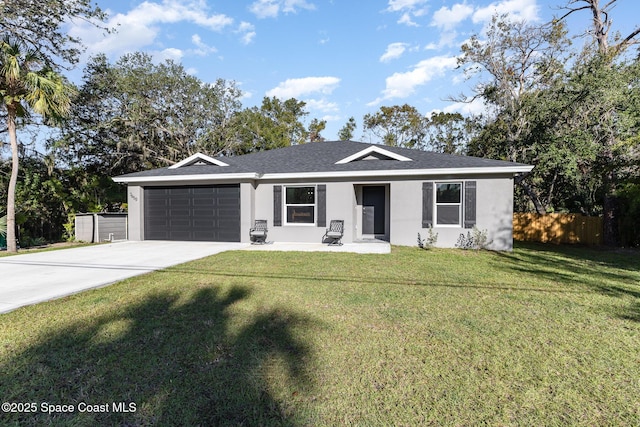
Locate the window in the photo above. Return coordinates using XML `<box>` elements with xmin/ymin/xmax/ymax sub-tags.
<box><xmin>285</xmin><ymin>186</ymin><xmax>315</xmax><ymax>224</ymax></box>
<box><xmin>436</xmin><ymin>182</ymin><xmax>462</xmax><ymax>225</ymax></box>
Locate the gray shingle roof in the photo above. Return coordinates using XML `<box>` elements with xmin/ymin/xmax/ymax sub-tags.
<box><xmin>113</xmin><ymin>140</ymin><xmax>532</xmax><ymax>180</ymax></box>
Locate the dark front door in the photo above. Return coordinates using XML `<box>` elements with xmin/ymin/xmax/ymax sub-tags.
<box><xmin>144</xmin><ymin>184</ymin><xmax>240</xmax><ymax>242</ymax></box>
<box><xmin>362</xmin><ymin>186</ymin><xmax>385</xmax><ymax>235</ymax></box>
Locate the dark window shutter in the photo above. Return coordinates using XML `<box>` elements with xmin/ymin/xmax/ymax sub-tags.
<box><xmin>273</xmin><ymin>185</ymin><xmax>282</xmax><ymax>227</ymax></box>
<box><xmin>464</xmin><ymin>181</ymin><xmax>476</xmax><ymax>229</ymax></box>
<box><xmin>317</xmin><ymin>184</ymin><xmax>326</xmax><ymax>227</ymax></box>
<box><xmin>422</xmin><ymin>182</ymin><xmax>433</xmax><ymax>228</ymax></box>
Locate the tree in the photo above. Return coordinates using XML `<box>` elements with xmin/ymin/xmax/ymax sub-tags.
<box><xmin>558</xmin><ymin>0</ymin><xmax>640</xmax><ymax>58</ymax></box>
<box><xmin>556</xmin><ymin>0</ymin><xmax>640</xmax><ymax>245</ymax></box>
<box><xmin>10</xmin><ymin>156</ymin><xmax>67</xmax><ymax>243</ymax></box>
<box><xmin>0</xmin><ymin>37</ymin><xmax>74</xmax><ymax>252</ymax></box>
<box><xmin>206</xmin><ymin>79</ymin><xmax>246</xmax><ymax>156</ymax></box>
<box><xmin>232</xmin><ymin>97</ymin><xmax>309</xmax><ymax>153</ymax></box>
<box><xmin>259</xmin><ymin>97</ymin><xmax>309</xmax><ymax>146</ymax></box>
<box><xmin>0</xmin><ymin>0</ymin><xmax>106</xmax><ymax>69</ymax></box>
<box><xmin>338</xmin><ymin>116</ymin><xmax>357</xmax><ymax>140</ymax></box>
<box><xmin>456</xmin><ymin>15</ymin><xmax>572</xmax><ymax>213</ymax></box>
<box><xmin>424</xmin><ymin>112</ymin><xmax>476</xmax><ymax>154</ymax></box>
<box><xmin>363</xmin><ymin>104</ymin><xmax>428</xmax><ymax>148</ymax></box>
<box><xmin>308</xmin><ymin>118</ymin><xmax>326</xmax><ymax>142</ymax></box>
<box><xmin>456</xmin><ymin>5</ymin><xmax>639</xmax><ymax>245</ymax></box>
<box><xmin>56</xmin><ymin>53</ymin><xmax>244</xmax><ymax>174</ymax></box>
<box><xmin>616</xmin><ymin>182</ymin><xmax>640</xmax><ymax>247</ymax></box>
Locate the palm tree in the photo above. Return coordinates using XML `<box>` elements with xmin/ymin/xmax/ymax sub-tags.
<box><xmin>0</xmin><ymin>37</ymin><xmax>74</xmax><ymax>252</ymax></box>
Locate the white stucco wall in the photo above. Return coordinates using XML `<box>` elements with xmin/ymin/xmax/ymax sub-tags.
<box><xmin>123</xmin><ymin>174</ymin><xmax>516</xmax><ymax>250</ymax></box>
<box><xmin>388</xmin><ymin>177</ymin><xmax>514</xmax><ymax>250</ymax></box>
<box><xmin>389</xmin><ymin>180</ymin><xmax>422</xmax><ymax>246</ymax></box>
<box><xmin>254</xmin><ymin>181</ymin><xmax>356</xmax><ymax>243</ymax></box>
<box><xmin>127</xmin><ymin>185</ymin><xmax>144</xmax><ymax>241</ymax></box>
<box><xmin>240</xmin><ymin>182</ymin><xmax>255</xmax><ymax>243</ymax></box>
<box><xmin>476</xmin><ymin>177</ymin><xmax>514</xmax><ymax>250</ymax></box>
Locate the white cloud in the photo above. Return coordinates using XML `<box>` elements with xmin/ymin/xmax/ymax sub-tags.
<box><xmin>431</xmin><ymin>3</ymin><xmax>474</xmax><ymax>31</ymax></box>
<box><xmin>427</xmin><ymin>2</ymin><xmax>472</xmax><ymax>51</ymax></box>
<box><xmin>321</xmin><ymin>114</ymin><xmax>341</xmax><ymax>122</ymax></box>
<box><xmin>241</xmin><ymin>32</ymin><xmax>256</xmax><ymax>44</ymax></box>
<box><xmin>192</xmin><ymin>34</ymin><xmax>205</xmax><ymax>48</ymax></box>
<box><xmin>68</xmin><ymin>0</ymin><xmax>233</xmax><ymax>58</ymax></box>
<box><xmin>250</xmin><ymin>0</ymin><xmax>315</xmax><ymax>19</ymax></box>
<box><xmin>283</xmin><ymin>0</ymin><xmax>316</xmax><ymax>13</ymax></box>
<box><xmin>250</xmin><ymin>0</ymin><xmax>279</xmax><ymax>18</ymax></box>
<box><xmin>306</xmin><ymin>98</ymin><xmax>339</xmax><ymax>112</ymax></box>
<box><xmin>386</xmin><ymin>0</ymin><xmax>428</xmax><ymax>13</ymax></box>
<box><xmin>157</xmin><ymin>47</ymin><xmax>184</xmax><ymax>62</ymax></box>
<box><xmin>237</xmin><ymin>22</ymin><xmax>256</xmax><ymax>44</ymax></box>
<box><xmin>318</xmin><ymin>30</ymin><xmax>331</xmax><ymax>45</ymax></box>
<box><xmin>398</xmin><ymin>12</ymin><xmax>419</xmax><ymax>27</ymax></box>
<box><xmin>191</xmin><ymin>34</ymin><xmax>217</xmax><ymax>55</ymax></box>
<box><xmin>380</xmin><ymin>42</ymin><xmax>409</xmax><ymax>63</ymax></box>
<box><xmin>369</xmin><ymin>55</ymin><xmax>458</xmax><ymax>105</ymax></box>
<box><xmin>266</xmin><ymin>76</ymin><xmax>340</xmax><ymax>99</ymax></box>
<box><xmin>118</xmin><ymin>0</ymin><xmax>233</xmax><ymax>32</ymax></box>
<box><xmin>387</xmin><ymin>0</ymin><xmax>428</xmax><ymax>26</ymax></box>
<box><xmin>431</xmin><ymin>31</ymin><xmax>461</xmax><ymax>49</ymax></box>
<box><xmin>473</xmin><ymin>0</ymin><xmax>540</xmax><ymax>24</ymax></box>
<box><xmin>443</xmin><ymin>97</ymin><xmax>489</xmax><ymax>116</ymax></box>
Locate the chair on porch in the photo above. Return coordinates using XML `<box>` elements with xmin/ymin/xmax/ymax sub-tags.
<box><xmin>249</xmin><ymin>219</ymin><xmax>268</xmax><ymax>244</ymax></box>
<box><xmin>323</xmin><ymin>220</ymin><xmax>344</xmax><ymax>246</ymax></box>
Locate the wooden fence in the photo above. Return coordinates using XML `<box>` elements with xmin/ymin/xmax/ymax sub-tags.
<box><xmin>513</xmin><ymin>213</ymin><xmax>603</xmax><ymax>246</ymax></box>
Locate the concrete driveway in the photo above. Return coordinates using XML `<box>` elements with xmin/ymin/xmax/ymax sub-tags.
<box><xmin>0</xmin><ymin>241</ymin><xmax>247</xmax><ymax>314</ymax></box>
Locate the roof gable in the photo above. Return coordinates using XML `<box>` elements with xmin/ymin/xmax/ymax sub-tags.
<box><xmin>335</xmin><ymin>145</ymin><xmax>412</xmax><ymax>164</ymax></box>
<box><xmin>168</xmin><ymin>152</ymin><xmax>229</xmax><ymax>169</ymax></box>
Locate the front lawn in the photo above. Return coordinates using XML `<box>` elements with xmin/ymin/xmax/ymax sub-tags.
<box><xmin>0</xmin><ymin>242</ymin><xmax>89</xmax><ymax>257</ymax></box>
<box><xmin>0</xmin><ymin>244</ymin><xmax>638</xmax><ymax>425</ymax></box>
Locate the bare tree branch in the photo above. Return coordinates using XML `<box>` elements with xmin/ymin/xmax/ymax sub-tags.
<box><xmin>558</xmin><ymin>0</ymin><xmax>639</xmax><ymax>56</ymax></box>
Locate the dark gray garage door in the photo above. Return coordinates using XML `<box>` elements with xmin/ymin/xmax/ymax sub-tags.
<box><xmin>144</xmin><ymin>185</ymin><xmax>240</xmax><ymax>242</ymax></box>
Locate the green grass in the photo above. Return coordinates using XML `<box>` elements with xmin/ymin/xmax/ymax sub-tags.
<box><xmin>0</xmin><ymin>242</ymin><xmax>90</xmax><ymax>257</ymax></box>
<box><xmin>1</xmin><ymin>243</ymin><xmax>639</xmax><ymax>426</ymax></box>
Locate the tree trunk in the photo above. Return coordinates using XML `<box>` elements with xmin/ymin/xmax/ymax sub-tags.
<box><xmin>602</xmin><ymin>183</ymin><xmax>620</xmax><ymax>247</ymax></box>
<box><xmin>6</xmin><ymin>105</ymin><xmax>18</xmax><ymax>253</ymax></box>
<box><xmin>515</xmin><ymin>175</ymin><xmax>546</xmax><ymax>214</ymax></box>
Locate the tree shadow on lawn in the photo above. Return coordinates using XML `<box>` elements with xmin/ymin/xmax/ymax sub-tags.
<box><xmin>1</xmin><ymin>286</ymin><xmax>316</xmax><ymax>426</ymax></box>
<box><xmin>495</xmin><ymin>242</ymin><xmax>640</xmax><ymax>322</ymax></box>
<box><xmin>513</xmin><ymin>241</ymin><xmax>640</xmax><ymax>272</ymax></box>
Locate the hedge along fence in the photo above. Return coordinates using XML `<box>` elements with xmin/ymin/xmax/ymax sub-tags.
<box><xmin>513</xmin><ymin>213</ymin><xmax>603</xmax><ymax>246</ymax></box>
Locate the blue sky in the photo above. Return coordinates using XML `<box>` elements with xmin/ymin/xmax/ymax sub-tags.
<box><xmin>67</xmin><ymin>0</ymin><xmax>639</xmax><ymax>141</ymax></box>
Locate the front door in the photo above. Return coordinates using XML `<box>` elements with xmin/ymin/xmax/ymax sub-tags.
<box><xmin>362</xmin><ymin>186</ymin><xmax>385</xmax><ymax>235</ymax></box>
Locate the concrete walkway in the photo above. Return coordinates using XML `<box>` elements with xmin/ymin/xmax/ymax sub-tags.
<box><xmin>0</xmin><ymin>240</ymin><xmax>390</xmax><ymax>314</ymax></box>
<box><xmin>241</xmin><ymin>240</ymin><xmax>391</xmax><ymax>254</ymax></box>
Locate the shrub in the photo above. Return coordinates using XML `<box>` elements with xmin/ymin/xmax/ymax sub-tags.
<box><xmin>20</xmin><ymin>236</ymin><xmax>47</xmax><ymax>248</ymax></box>
<box><xmin>455</xmin><ymin>226</ymin><xmax>492</xmax><ymax>250</ymax></box>
<box><xmin>63</xmin><ymin>213</ymin><xmax>76</xmax><ymax>242</ymax></box>
<box><xmin>417</xmin><ymin>227</ymin><xmax>438</xmax><ymax>249</ymax></box>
